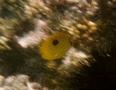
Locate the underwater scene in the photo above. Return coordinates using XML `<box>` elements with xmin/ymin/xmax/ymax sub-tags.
<box><xmin>0</xmin><ymin>0</ymin><xmax>116</xmax><ymax>90</ymax></box>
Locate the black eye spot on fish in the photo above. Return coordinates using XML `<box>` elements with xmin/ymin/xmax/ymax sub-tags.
<box><xmin>52</xmin><ymin>39</ymin><xmax>59</xmax><ymax>46</ymax></box>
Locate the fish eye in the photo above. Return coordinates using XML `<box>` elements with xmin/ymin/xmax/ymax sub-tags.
<box><xmin>52</xmin><ymin>39</ymin><xmax>59</xmax><ymax>46</ymax></box>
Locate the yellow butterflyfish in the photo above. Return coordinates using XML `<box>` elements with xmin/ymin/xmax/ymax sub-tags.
<box><xmin>39</xmin><ymin>31</ymin><xmax>71</xmax><ymax>60</ymax></box>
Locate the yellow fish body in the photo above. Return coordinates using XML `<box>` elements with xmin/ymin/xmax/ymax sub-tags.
<box><xmin>39</xmin><ymin>32</ymin><xmax>71</xmax><ymax>60</ymax></box>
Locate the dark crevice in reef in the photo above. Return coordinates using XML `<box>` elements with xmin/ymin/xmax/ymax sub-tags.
<box><xmin>84</xmin><ymin>46</ymin><xmax>116</xmax><ymax>90</ymax></box>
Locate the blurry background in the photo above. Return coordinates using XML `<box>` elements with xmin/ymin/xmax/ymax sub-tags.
<box><xmin>0</xmin><ymin>0</ymin><xmax>116</xmax><ymax>90</ymax></box>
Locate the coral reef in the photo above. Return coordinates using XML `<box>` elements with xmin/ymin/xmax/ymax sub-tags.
<box><xmin>0</xmin><ymin>0</ymin><xmax>116</xmax><ymax>90</ymax></box>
